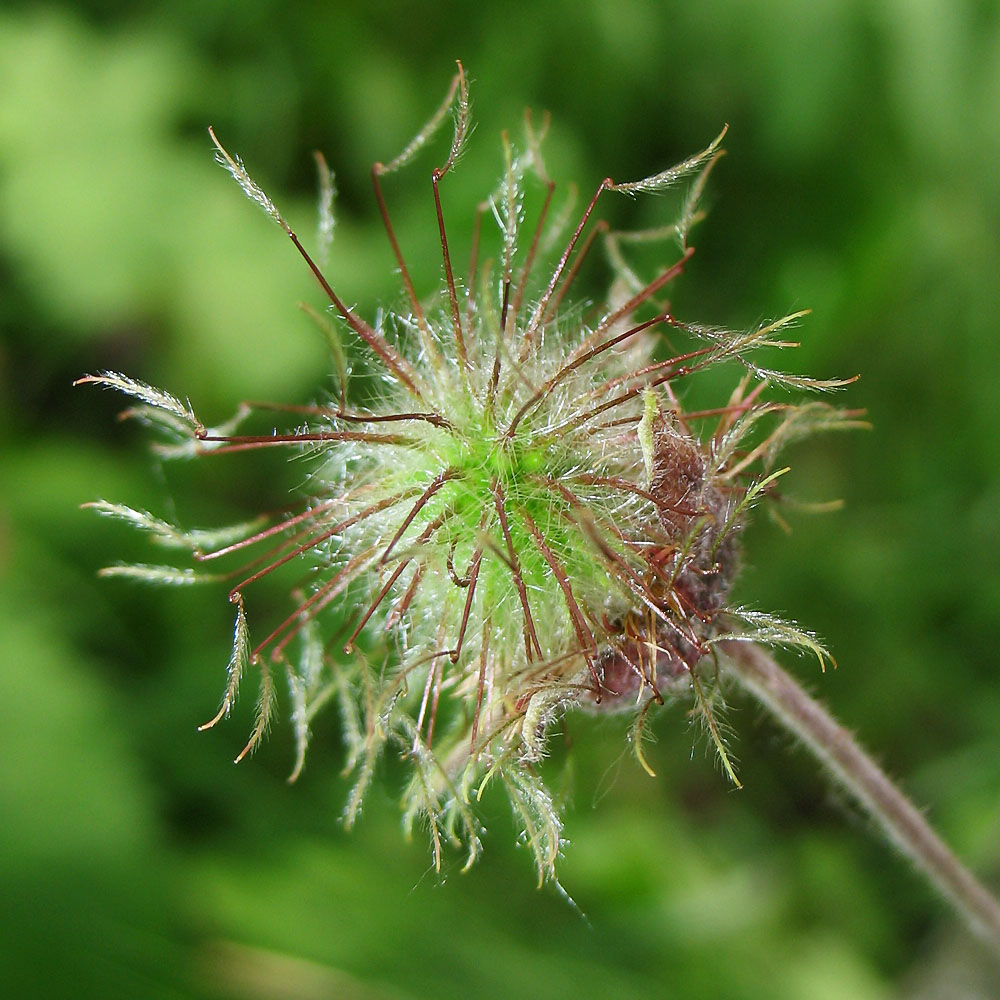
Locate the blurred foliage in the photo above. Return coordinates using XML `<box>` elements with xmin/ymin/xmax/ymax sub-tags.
<box><xmin>2</xmin><ymin>1</ymin><xmax>1000</xmax><ymax>997</ymax></box>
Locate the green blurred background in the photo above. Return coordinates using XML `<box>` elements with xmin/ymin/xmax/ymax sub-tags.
<box><xmin>2</xmin><ymin>1</ymin><xmax>1000</xmax><ymax>997</ymax></box>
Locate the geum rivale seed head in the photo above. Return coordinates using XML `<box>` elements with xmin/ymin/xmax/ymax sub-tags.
<box><xmin>78</xmin><ymin>64</ymin><xmax>863</xmax><ymax>882</ymax></box>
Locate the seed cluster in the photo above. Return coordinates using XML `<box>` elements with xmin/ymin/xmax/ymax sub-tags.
<box><xmin>81</xmin><ymin>66</ymin><xmax>860</xmax><ymax>880</ymax></box>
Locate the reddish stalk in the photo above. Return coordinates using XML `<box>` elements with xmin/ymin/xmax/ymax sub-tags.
<box><xmin>470</xmin><ymin>617</ymin><xmax>491</xmax><ymax>752</ymax></box>
<box><xmin>450</xmin><ymin>512</ymin><xmax>489</xmax><ymax>663</ymax></box>
<box><xmin>446</xmin><ymin>540</ymin><xmax>472</xmax><ymax>587</ymax></box>
<box><xmin>499</xmin><ymin>277</ymin><xmax>513</xmax><ymax>340</ymax></box>
<box><xmin>590</xmin><ymin>248</ymin><xmax>694</xmax><ymax>345</ymax></box>
<box><xmin>590</xmin><ymin>344</ymin><xmax>716</xmax><ymax>398</ymax></box>
<box><xmin>195</xmin><ymin>499</ymin><xmax>338</xmax><ymax>562</ymax></box>
<box><xmin>344</xmin><ymin>562</ymin><xmax>413</xmax><ymax>655</ymax></box>
<box><xmin>429</xmin><ymin>62</ymin><xmax>470</xmax><ymax>370</ymax></box>
<box><xmin>286</xmin><ymin>228</ymin><xmax>423</xmax><ymax>396</ymax></box>
<box><xmin>560</xmin><ymin>248</ymin><xmax>694</xmax><ymax>372</ymax></box>
<box><xmin>544</xmin><ymin>219</ymin><xmax>608</xmax><ymax>324</ymax></box>
<box><xmin>209</xmin><ymin>127</ymin><xmax>424</xmax><ymax>397</ymax></box>
<box><xmin>385</xmin><ymin>564</ymin><xmax>424</xmax><ymax>630</ymax></box>
<box><xmin>521</xmin><ymin>178</ymin><xmax>612</xmax><ymax>350</ymax></box>
<box><xmin>226</xmin><ymin>491</ymin><xmax>413</xmax><ymax>597</ymax></box>
<box><xmin>197</xmin><ymin>430</ymin><xmax>412</xmax><ymax>454</ymax></box>
<box><xmin>568</xmin><ymin>473</ymin><xmax>660</xmax><ymax>506</ymax></box>
<box><xmin>519</xmin><ymin>507</ymin><xmax>602</xmax><ymax>697</ymax></box>
<box><xmin>346</xmin><ymin>513</ymin><xmax>448</xmax><ymax>653</ymax></box>
<box><xmin>511</xmin><ymin>177</ymin><xmax>555</xmax><ymax>326</ymax></box>
<box><xmin>378</xmin><ymin>468</ymin><xmax>456</xmax><ymax>566</ymax></box>
<box><xmin>491</xmin><ymin>480</ymin><xmax>543</xmax><ymax>661</ymax></box>
<box><xmin>553</xmin><ymin>493</ymin><xmax>667</xmax><ymax>618</ymax></box>
<box><xmin>432</xmin><ymin>170</ymin><xmax>466</xmax><ymax>369</ymax></box>
<box><xmin>505</xmin><ymin>312</ymin><xmax>670</xmax><ymax>437</ymax></box>
<box><xmin>371</xmin><ymin>163</ymin><xmax>439</xmax><ymax>365</ymax></box>
<box><xmin>245</xmin><ymin>400</ymin><xmax>451</xmax><ymax>429</ymax></box>
<box><xmin>251</xmin><ymin>547</ymin><xmax>378</xmax><ymax>662</ymax></box>
<box><xmin>543</xmin><ymin>361</ymin><xmax>703</xmax><ymax>440</ymax></box>
<box><xmin>541</xmin><ymin>476</ymin><xmax>703</xmax><ymax>654</ymax></box>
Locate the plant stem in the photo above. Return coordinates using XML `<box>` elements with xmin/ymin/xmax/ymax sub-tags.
<box><xmin>720</xmin><ymin>640</ymin><xmax>1000</xmax><ymax>954</ymax></box>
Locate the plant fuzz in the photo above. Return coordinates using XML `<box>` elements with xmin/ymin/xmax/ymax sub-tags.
<box><xmin>79</xmin><ymin>66</ymin><xmax>865</xmax><ymax>881</ymax></box>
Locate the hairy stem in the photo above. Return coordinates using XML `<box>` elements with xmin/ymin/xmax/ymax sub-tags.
<box><xmin>720</xmin><ymin>640</ymin><xmax>1000</xmax><ymax>954</ymax></box>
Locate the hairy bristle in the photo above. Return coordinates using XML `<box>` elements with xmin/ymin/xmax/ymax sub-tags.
<box><xmin>81</xmin><ymin>66</ymin><xmax>859</xmax><ymax>881</ymax></box>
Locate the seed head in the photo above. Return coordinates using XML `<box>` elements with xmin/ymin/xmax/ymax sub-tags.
<box><xmin>79</xmin><ymin>64</ymin><xmax>863</xmax><ymax>882</ymax></box>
